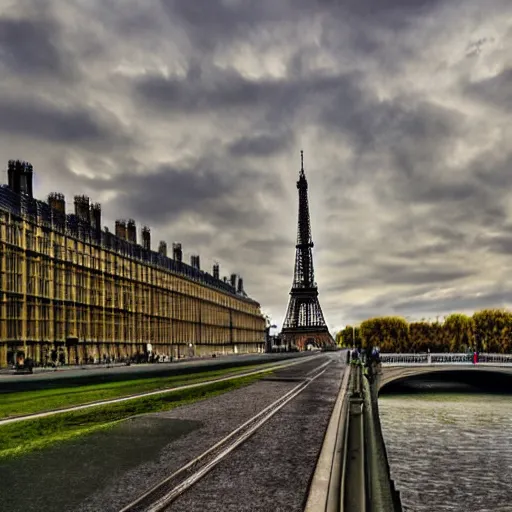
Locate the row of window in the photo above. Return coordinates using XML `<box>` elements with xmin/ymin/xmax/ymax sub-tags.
<box><xmin>0</xmin><ymin>217</ymin><xmax>256</xmax><ymax>314</ymax></box>
<box><xmin>1</xmin><ymin>263</ymin><xmax>262</xmax><ymax>330</ymax></box>
<box><xmin>0</xmin><ymin>293</ymin><xmax>262</xmax><ymax>329</ymax></box>
<box><xmin>2</xmin><ymin>316</ymin><xmax>263</xmax><ymax>344</ymax></box>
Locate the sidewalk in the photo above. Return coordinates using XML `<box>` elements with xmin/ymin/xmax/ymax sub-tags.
<box><xmin>0</xmin><ymin>362</ymin><xmax>131</xmax><ymax>376</ymax></box>
<box><xmin>0</xmin><ymin>352</ymin><xmax>263</xmax><ymax>377</ymax></box>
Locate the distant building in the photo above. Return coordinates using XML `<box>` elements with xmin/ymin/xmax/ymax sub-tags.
<box><xmin>0</xmin><ymin>160</ymin><xmax>265</xmax><ymax>367</ymax></box>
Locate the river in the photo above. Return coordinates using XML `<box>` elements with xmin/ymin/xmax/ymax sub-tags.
<box><xmin>379</xmin><ymin>386</ymin><xmax>512</xmax><ymax>512</ymax></box>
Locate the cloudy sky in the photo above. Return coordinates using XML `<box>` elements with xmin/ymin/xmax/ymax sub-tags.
<box><xmin>1</xmin><ymin>0</ymin><xmax>512</xmax><ymax>333</ymax></box>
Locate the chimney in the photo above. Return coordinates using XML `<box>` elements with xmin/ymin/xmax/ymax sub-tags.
<box><xmin>237</xmin><ymin>277</ymin><xmax>244</xmax><ymax>293</ymax></box>
<box><xmin>142</xmin><ymin>226</ymin><xmax>151</xmax><ymax>251</ymax></box>
<box><xmin>48</xmin><ymin>192</ymin><xmax>66</xmax><ymax>229</ymax></box>
<box><xmin>115</xmin><ymin>220</ymin><xmax>127</xmax><ymax>239</ymax></box>
<box><xmin>230</xmin><ymin>274</ymin><xmax>237</xmax><ymax>289</ymax></box>
<box><xmin>190</xmin><ymin>255</ymin><xmax>200</xmax><ymax>270</ymax></box>
<box><xmin>90</xmin><ymin>203</ymin><xmax>102</xmax><ymax>240</ymax></box>
<box><xmin>48</xmin><ymin>192</ymin><xmax>65</xmax><ymax>213</ymax></box>
<box><xmin>173</xmin><ymin>242</ymin><xmax>182</xmax><ymax>262</ymax></box>
<box><xmin>158</xmin><ymin>241</ymin><xmax>167</xmax><ymax>257</ymax></box>
<box><xmin>7</xmin><ymin>160</ymin><xmax>15</xmax><ymax>190</ymax></box>
<box><xmin>127</xmin><ymin>219</ymin><xmax>136</xmax><ymax>243</ymax></box>
<box><xmin>74</xmin><ymin>195</ymin><xmax>90</xmax><ymax>223</ymax></box>
<box><xmin>223</xmin><ymin>276</ymin><xmax>228</xmax><ymax>283</ymax></box>
<box><xmin>7</xmin><ymin>160</ymin><xmax>33</xmax><ymax>197</ymax></box>
<box><xmin>213</xmin><ymin>263</ymin><xmax>219</xmax><ymax>280</ymax></box>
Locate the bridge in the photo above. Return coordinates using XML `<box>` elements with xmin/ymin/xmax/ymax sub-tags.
<box><xmin>379</xmin><ymin>352</ymin><xmax>512</xmax><ymax>390</ymax></box>
<box><xmin>305</xmin><ymin>352</ymin><xmax>512</xmax><ymax>512</ymax></box>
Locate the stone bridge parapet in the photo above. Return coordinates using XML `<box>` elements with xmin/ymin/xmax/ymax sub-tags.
<box><xmin>306</xmin><ymin>353</ymin><xmax>512</xmax><ymax>512</ymax></box>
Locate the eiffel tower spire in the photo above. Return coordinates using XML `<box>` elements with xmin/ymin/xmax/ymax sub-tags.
<box><xmin>281</xmin><ymin>151</ymin><xmax>333</xmax><ymax>350</ymax></box>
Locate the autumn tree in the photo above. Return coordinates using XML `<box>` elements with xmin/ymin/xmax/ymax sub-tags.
<box><xmin>408</xmin><ymin>321</ymin><xmax>437</xmax><ymax>352</ymax></box>
<box><xmin>335</xmin><ymin>326</ymin><xmax>361</xmax><ymax>348</ymax></box>
<box><xmin>359</xmin><ymin>316</ymin><xmax>409</xmax><ymax>352</ymax></box>
<box><xmin>357</xmin><ymin>308</ymin><xmax>512</xmax><ymax>353</ymax></box>
<box><xmin>473</xmin><ymin>309</ymin><xmax>512</xmax><ymax>353</ymax></box>
<box><xmin>443</xmin><ymin>314</ymin><xmax>474</xmax><ymax>352</ymax></box>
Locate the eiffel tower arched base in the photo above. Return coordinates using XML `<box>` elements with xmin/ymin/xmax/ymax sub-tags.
<box><xmin>280</xmin><ymin>329</ymin><xmax>335</xmax><ymax>351</ymax></box>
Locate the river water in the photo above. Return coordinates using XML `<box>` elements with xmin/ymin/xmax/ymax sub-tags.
<box><xmin>379</xmin><ymin>389</ymin><xmax>512</xmax><ymax>512</ymax></box>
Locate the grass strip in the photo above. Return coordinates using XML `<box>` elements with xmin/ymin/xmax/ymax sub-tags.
<box><xmin>0</xmin><ymin>373</ymin><xmax>264</xmax><ymax>460</ymax></box>
<box><xmin>0</xmin><ymin>362</ymin><xmax>274</xmax><ymax>419</ymax></box>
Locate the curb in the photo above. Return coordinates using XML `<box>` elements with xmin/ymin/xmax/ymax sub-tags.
<box><xmin>305</xmin><ymin>362</ymin><xmax>351</xmax><ymax>512</ymax></box>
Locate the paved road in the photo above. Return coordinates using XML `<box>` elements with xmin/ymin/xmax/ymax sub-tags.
<box><xmin>168</xmin><ymin>352</ymin><xmax>346</xmax><ymax>512</ymax></box>
<box><xmin>0</xmin><ymin>352</ymin><xmax>345</xmax><ymax>512</ymax></box>
<box><xmin>0</xmin><ymin>352</ymin><xmax>317</xmax><ymax>392</ymax></box>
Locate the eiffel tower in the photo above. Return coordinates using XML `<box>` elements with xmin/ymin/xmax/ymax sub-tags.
<box><xmin>280</xmin><ymin>151</ymin><xmax>334</xmax><ymax>350</ymax></box>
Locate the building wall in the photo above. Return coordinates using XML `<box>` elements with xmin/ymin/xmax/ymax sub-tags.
<box><xmin>0</xmin><ymin>209</ymin><xmax>266</xmax><ymax>367</ymax></box>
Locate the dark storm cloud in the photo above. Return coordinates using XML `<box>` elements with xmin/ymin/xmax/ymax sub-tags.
<box><xmin>325</xmin><ymin>264</ymin><xmax>473</xmax><ymax>291</ymax></box>
<box><xmin>136</xmin><ymin>69</ymin><xmax>273</xmax><ymax>112</ymax></box>
<box><xmin>323</xmin><ymin>96</ymin><xmax>464</xmax><ymax>170</ymax></box>
<box><xmin>228</xmin><ymin>132</ymin><xmax>293</xmax><ymax>157</ymax></box>
<box><xmin>0</xmin><ymin>16</ymin><xmax>72</xmax><ymax>78</ymax></box>
<box><xmin>393</xmin><ymin>289</ymin><xmax>511</xmax><ymax>315</ymax></box>
<box><xmin>135</xmin><ymin>66</ymin><xmax>358</xmax><ymax>120</ymax></box>
<box><xmin>473</xmin><ymin>152</ymin><xmax>512</xmax><ymax>190</ymax></box>
<box><xmin>337</xmin><ymin>291</ymin><xmax>409</xmax><ymax>322</ymax></box>
<box><xmin>163</xmin><ymin>0</ymin><xmax>441</xmax><ymax>49</ymax></box>
<box><xmin>371</xmin><ymin>265</ymin><xmax>474</xmax><ymax>286</ymax></box>
<box><xmin>160</xmin><ymin>0</ymin><xmax>299</xmax><ymax>49</ymax></box>
<box><xmin>477</xmin><ymin>234</ymin><xmax>512</xmax><ymax>255</ymax></box>
<box><xmin>465</xmin><ymin>68</ymin><xmax>512</xmax><ymax>110</ymax></box>
<box><xmin>324</xmin><ymin>276</ymin><xmax>376</xmax><ymax>293</ymax></box>
<box><xmin>75</xmin><ymin>163</ymin><xmax>228</xmax><ymax>220</ymax></box>
<box><xmin>162</xmin><ymin>0</ymin><xmax>260</xmax><ymax>34</ymax></box>
<box><xmin>0</xmin><ymin>97</ymin><xmax>117</xmax><ymax>143</ymax></box>
<box><xmin>395</xmin><ymin>243</ymin><xmax>455</xmax><ymax>259</ymax></box>
<box><xmin>241</xmin><ymin>236</ymin><xmax>293</xmax><ymax>253</ymax></box>
<box><xmin>410</xmin><ymin>181</ymin><xmax>480</xmax><ymax>204</ymax></box>
<box><xmin>124</xmin><ymin>166</ymin><xmax>230</xmax><ymax>222</ymax></box>
<box><xmin>344</xmin><ymin>0</ymin><xmax>441</xmax><ymax>11</ymax></box>
<box><xmin>71</xmin><ymin>159</ymin><xmax>282</xmax><ymax>230</ymax></box>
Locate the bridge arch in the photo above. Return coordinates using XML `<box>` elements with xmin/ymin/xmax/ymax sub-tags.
<box><xmin>378</xmin><ymin>366</ymin><xmax>512</xmax><ymax>395</ymax></box>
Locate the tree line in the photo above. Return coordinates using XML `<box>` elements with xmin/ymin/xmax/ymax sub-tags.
<box><xmin>336</xmin><ymin>309</ymin><xmax>512</xmax><ymax>353</ymax></box>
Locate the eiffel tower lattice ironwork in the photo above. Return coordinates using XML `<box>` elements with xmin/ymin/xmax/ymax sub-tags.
<box><xmin>281</xmin><ymin>151</ymin><xmax>334</xmax><ymax>350</ymax></box>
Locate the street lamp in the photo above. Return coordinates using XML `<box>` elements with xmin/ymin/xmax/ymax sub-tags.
<box><xmin>265</xmin><ymin>322</ymin><xmax>277</xmax><ymax>353</ymax></box>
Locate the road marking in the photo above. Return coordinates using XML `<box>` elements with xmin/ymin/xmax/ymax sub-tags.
<box><xmin>305</xmin><ymin>358</ymin><xmax>332</xmax><ymax>376</ymax></box>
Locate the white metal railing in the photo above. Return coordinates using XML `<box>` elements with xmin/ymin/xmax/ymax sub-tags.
<box><xmin>380</xmin><ymin>353</ymin><xmax>512</xmax><ymax>366</ymax></box>
<box><xmin>478</xmin><ymin>353</ymin><xmax>512</xmax><ymax>363</ymax></box>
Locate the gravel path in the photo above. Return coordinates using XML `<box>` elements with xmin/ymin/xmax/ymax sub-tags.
<box><xmin>0</xmin><ymin>354</ymin><xmax>337</xmax><ymax>512</ymax></box>
<box><xmin>77</xmin><ymin>355</ymin><xmax>329</xmax><ymax>512</ymax></box>
<box><xmin>168</xmin><ymin>352</ymin><xmax>345</xmax><ymax>512</ymax></box>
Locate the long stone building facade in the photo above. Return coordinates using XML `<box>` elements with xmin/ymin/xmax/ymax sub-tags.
<box><xmin>0</xmin><ymin>160</ymin><xmax>266</xmax><ymax>367</ymax></box>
